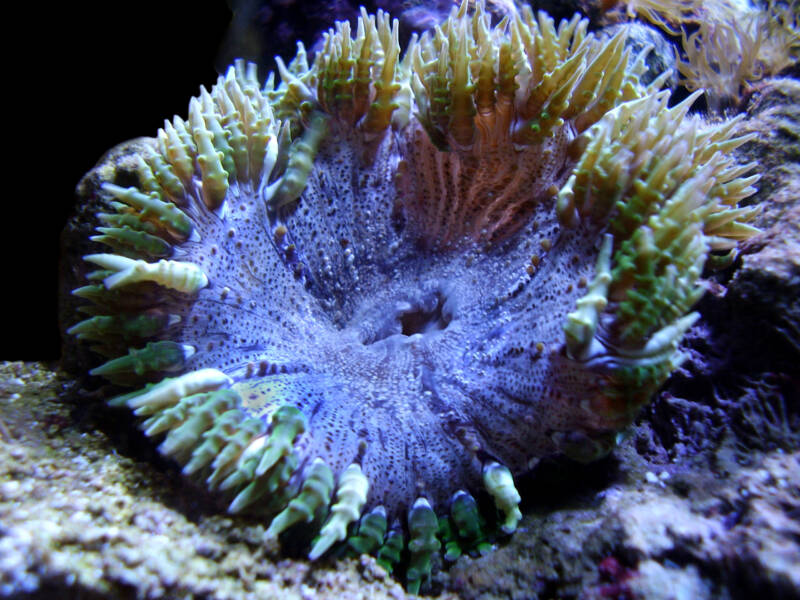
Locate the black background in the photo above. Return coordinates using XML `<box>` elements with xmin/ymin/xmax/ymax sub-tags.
<box><xmin>2</xmin><ymin>0</ymin><xmax>581</xmax><ymax>362</ymax></box>
<box><xmin>9</xmin><ymin>1</ymin><xmax>404</xmax><ymax>363</ymax></box>
<box><xmin>7</xmin><ymin>2</ymin><xmax>232</xmax><ymax>361</ymax></box>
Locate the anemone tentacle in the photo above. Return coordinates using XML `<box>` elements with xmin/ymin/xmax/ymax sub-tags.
<box><xmin>66</xmin><ymin>1</ymin><xmax>758</xmax><ymax>593</ymax></box>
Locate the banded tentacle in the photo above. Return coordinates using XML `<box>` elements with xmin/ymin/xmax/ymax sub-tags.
<box><xmin>65</xmin><ymin>1</ymin><xmax>761</xmax><ymax>594</ymax></box>
<box><xmin>557</xmin><ymin>91</ymin><xmax>759</xmax><ymax>429</ymax></box>
<box><xmin>68</xmin><ymin>49</ymin><xmax>527</xmax><ymax>595</ymax></box>
<box><xmin>399</xmin><ymin>0</ymin><xmax>662</xmax><ymax>248</ymax></box>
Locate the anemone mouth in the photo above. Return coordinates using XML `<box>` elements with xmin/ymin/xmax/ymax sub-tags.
<box><xmin>358</xmin><ymin>288</ymin><xmax>454</xmax><ymax>345</ymax></box>
<box><xmin>399</xmin><ymin>292</ymin><xmax>452</xmax><ymax>337</ymax></box>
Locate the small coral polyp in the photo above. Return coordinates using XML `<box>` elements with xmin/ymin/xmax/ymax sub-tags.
<box><xmin>66</xmin><ymin>1</ymin><xmax>758</xmax><ymax>593</ymax></box>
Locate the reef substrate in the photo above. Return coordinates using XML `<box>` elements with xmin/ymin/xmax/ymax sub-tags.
<box><xmin>1</xmin><ymin>358</ymin><xmax>798</xmax><ymax>598</ymax></box>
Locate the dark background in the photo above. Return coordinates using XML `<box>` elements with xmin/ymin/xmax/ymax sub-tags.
<box><xmin>7</xmin><ymin>0</ymin><xmax>415</xmax><ymax>363</ymax></box>
<box><xmin>5</xmin><ymin>0</ymin><xmax>589</xmax><ymax>362</ymax></box>
<box><xmin>7</xmin><ymin>3</ymin><xmax>232</xmax><ymax>361</ymax></box>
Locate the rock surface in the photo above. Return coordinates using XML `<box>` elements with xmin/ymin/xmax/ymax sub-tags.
<box><xmin>0</xmin><ymin>362</ymin><xmax>432</xmax><ymax>600</ymax></box>
<box><xmin>2</xmin><ymin>358</ymin><xmax>797</xmax><ymax>599</ymax></box>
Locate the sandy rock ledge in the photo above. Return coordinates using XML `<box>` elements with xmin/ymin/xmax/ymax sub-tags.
<box><xmin>0</xmin><ymin>362</ymin><xmax>429</xmax><ymax>600</ymax></box>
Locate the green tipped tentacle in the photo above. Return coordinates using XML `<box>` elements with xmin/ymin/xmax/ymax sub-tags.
<box><xmin>89</xmin><ymin>341</ymin><xmax>195</xmax><ymax>383</ymax></box>
<box><xmin>265</xmin><ymin>458</ymin><xmax>335</xmax><ymax>539</ymax></box>
<box><xmin>564</xmin><ymin>234</ymin><xmax>613</xmax><ymax>361</ymax></box>
<box><xmin>308</xmin><ymin>463</ymin><xmax>369</xmax><ymax>560</ymax></box>
<box><xmin>483</xmin><ymin>462</ymin><xmax>522</xmax><ymax>535</ymax></box>
<box><xmin>406</xmin><ymin>498</ymin><xmax>441</xmax><ymax>594</ymax></box>
<box><xmin>226</xmin><ymin>443</ymin><xmax>299</xmax><ymax>513</ymax></box>
<box><xmin>375</xmin><ymin>520</ymin><xmax>404</xmax><ymax>574</ymax></box>
<box><xmin>254</xmin><ymin>405</ymin><xmax>307</xmax><ymax>476</ymax></box>
<box><xmin>347</xmin><ymin>505</ymin><xmax>388</xmax><ymax>555</ymax></box>
<box><xmin>450</xmin><ymin>490</ymin><xmax>491</xmax><ymax>555</ymax></box>
<box><xmin>267</xmin><ymin>110</ymin><xmax>329</xmax><ymax>209</ymax></box>
<box><xmin>559</xmin><ymin>88</ymin><xmax>758</xmax><ymax>422</ymax></box>
<box><xmin>439</xmin><ymin>490</ymin><xmax>491</xmax><ymax>561</ymax></box>
<box><xmin>101</xmin><ymin>183</ymin><xmax>193</xmax><ymax>241</ymax></box>
<box><xmin>90</xmin><ymin>226</ymin><xmax>174</xmax><ymax>258</ymax></box>
<box><xmin>67</xmin><ymin>313</ymin><xmax>179</xmax><ymax>343</ymax></box>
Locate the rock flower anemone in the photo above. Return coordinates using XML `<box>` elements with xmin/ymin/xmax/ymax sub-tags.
<box><xmin>65</xmin><ymin>1</ymin><xmax>759</xmax><ymax>593</ymax></box>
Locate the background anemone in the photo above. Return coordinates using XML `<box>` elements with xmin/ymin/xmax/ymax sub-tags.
<box><xmin>59</xmin><ymin>0</ymin><xmax>760</xmax><ymax>593</ymax></box>
<box><xmin>678</xmin><ymin>0</ymin><xmax>800</xmax><ymax>112</ymax></box>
